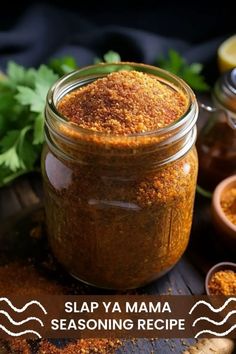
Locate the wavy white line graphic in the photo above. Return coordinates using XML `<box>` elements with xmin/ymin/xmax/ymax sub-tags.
<box><xmin>195</xmin><ymin>324</ymin><xmax>236</xmax><ymax>338</ymax></box>
<box><xmin>0</xmin><ymin>324</ymin><xmax>41</xmax><ymax>338</ymax></box>
<box><xmin>193</xmin><ymin>310</ymin><xmax>236</xmax><ymax>327</ymax></box>
<box><xmin>189</xmin><ymin>298</ymin><xmax>236</xmax><ymax>314</ymax></box>
<box><xmin>0</xmin><ymin>298</ymin><xmax>47</xmax><ymax>314</ymax></box>
<box><xmin>0</xmin><ymin>310</ymin><xmax>44</xmax><ymax>327</ymax></box>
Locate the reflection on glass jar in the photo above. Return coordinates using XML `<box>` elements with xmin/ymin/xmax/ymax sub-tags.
<box><xmin>42</xmin><ymin>63</ymin><xmax>198</xmax><ymax>290</ymax></box>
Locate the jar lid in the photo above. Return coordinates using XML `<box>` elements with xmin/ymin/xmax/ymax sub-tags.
<box><xmin>214</xmin><ymin>68</ymin><xmax>236</xmax><ymax>113</ymax></box>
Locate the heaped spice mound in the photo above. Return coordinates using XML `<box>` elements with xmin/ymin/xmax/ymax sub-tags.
<box><xmin>57</xmin><ymin>71</ymin><xmax>188</xmax><ymax>135</ymax></box>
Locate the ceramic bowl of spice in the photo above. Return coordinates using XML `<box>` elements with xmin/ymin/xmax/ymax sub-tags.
<box><xmin>205</xmin><ymin>262</ymin><xmax>236</xmax><ymax>295</ymax></box>
<box><xmin>211</xmin><ymin>175</ymin><xmax>236</xmax><ymax>247</ymax></box>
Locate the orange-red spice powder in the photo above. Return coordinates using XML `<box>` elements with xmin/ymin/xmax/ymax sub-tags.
<box><xmin>208</xmin><ymin>270</ymin><xmax>236</xmax><ymax>295</ymax></box>
<box><xmin>57</xmin><ymin>71</ymin><xmax>187</xmax><ymax>135</ymax></box>
<box><xmin>221</xmin><ymin>187</ymin><xmax>236</xmax><ymax>225</ymax></box>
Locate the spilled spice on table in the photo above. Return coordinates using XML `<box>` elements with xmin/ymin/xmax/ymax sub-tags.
<box><xmin>7</xmin><ymin>339</ymin><xmax>31</xmax><ymax>354</ymax></box>
<box><xmin>38</xmin><ymin>339</ymin><xmax>122</xmax><ymax>354</ymax></box>
<box><xmin>0</xmin><ymin>262</ymin><xmax>64</xmax><ymax>296</ymax></box>
<box><xmin>208</xmin><ymin>270</ymin><xmax>236</xmax><ymax>295</ymax></box>
<box><xmin>0</xmin><ymin>261</ymin><xmax>62</xmax><ymax>353</ymax></box>
<box><xmin>0</xmin><ymin>261</ymin><xmax>123</xmax><ymax>353</ymax></box>
<box><xmin>1</xmin><ymin>338</ymin><xmax>122</xmax><ymax>354</ymax></box>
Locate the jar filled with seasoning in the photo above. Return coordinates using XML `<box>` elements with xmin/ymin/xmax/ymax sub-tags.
<box><xmin>197</xmin><ymin>68</ymin><xmax>236</xmax><ymax>191</ymax></box>
<box><xmin>42</xmin><ymin>63</ymin><xmax>198</xmax><ymax>290</ymax></box>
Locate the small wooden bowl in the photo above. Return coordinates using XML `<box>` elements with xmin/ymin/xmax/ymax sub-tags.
<box><xmin>211</xmin><ymin>175</ymin><xmax>236</xmax><ymax>248</ymax></box>
<box><xmin>205</xmin><ymin>261</ymin><xmax>236</xmax><ymax>295</ymax></box>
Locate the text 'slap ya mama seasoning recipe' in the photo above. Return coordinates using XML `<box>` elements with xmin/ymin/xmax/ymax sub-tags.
<box><xmin>42</xmin><ymin>63</ymin><xmax>198</xmax><ymax>290</ymax></box>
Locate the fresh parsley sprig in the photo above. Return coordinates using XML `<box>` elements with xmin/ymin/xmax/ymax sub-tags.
<box><xmin>0</xmin><ymin>57</ymin><xmax>80</xmax><ymax>187</ymax></box>
<box><xmin>156</xmin><ymin>49</ymin><xmax>209</xmax><ymax>92</ymax></box>
<box><xmin>0</xmin><ymin>62</ymin><xmax>58</xmax><ymax>186</ymax></box>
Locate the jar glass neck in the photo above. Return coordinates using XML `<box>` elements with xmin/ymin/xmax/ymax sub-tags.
<box><xmin>45</xmin><ymin>63</ymin><xmax>198</xmax><ymax>169</ymax></box>
<box><xmin>214</xmin><ymin>69</ymin><xmax>236</xmax><ymax>114</ymax></box>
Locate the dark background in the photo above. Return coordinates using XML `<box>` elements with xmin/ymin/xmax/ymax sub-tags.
<box><xmin>1</xmin><ymin>0</ymin><xmax>234</xmax><ymax>41</ymax></box>
<box><xmin>0</xmin><ymin>1</ymin><xmax>235</xmax><ymax>82</ymax></box>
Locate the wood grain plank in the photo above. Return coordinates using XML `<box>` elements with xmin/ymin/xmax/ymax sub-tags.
<box><xmin>177</xmin><ymin>258</ymin><xmax>205</xmax><ymax>295</ymax></box>
<box><xmin>143</xmin><ymin>260</ymin><xmax>199</xmax><ymax>296</ymax></box>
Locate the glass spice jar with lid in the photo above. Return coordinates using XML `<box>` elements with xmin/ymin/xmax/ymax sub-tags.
<box><xmin>197</xmin><ymin>68</ymin><xmax>236</xmax><ymax>191</ymax></box>
<box><xmin>42</xmin><ymin>63</ymin><xmax>198</xmax><ymax>290</ymax></box>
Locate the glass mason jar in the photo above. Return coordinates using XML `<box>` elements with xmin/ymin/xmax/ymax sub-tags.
<box><xmin>42</xmin><ymin>63</ymin><xmax>198</xmax><ymax>290</ymax></box>
<box><xmin>197</xmin><ymin>68</ymin><xmax>236</xmax><ymax>191</ymax></box>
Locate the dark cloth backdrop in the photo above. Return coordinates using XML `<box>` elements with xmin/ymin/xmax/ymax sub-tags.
<box><xmin>0</xmin><ymin>1</ymin><xmax>235</xmax><ymax>83</ymax></box>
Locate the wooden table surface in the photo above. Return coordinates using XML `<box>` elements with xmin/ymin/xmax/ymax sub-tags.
<box><xmin>0</xmin><ymin>174</ymin><xmax>205</xmax><ymax>354</ymax></box>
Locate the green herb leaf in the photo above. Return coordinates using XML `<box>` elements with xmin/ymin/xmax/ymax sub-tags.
<box><xmin>49</xmin><ymin>56</ymin><xmax>77</xmax><ymax>75</ymax></box>
<box><xmin>182</xmin><ymin>66</ymin><xmax>209</xmax><ymax>91</ymax></box>
<box><xmin>94</xmin><ymin>51</ymin><xmax>121</xmax><ymax>64</ymax></box>
<box><xmin>156</xmin><ymin>49</ymin><xmax>209</xmax><ymax>92</ymax></box>
<box><xmin>0</xmin><ymin>127</ymin><xmax>33</xmax><ymax>172</ymax></box>
<box><xmin>19</xmin><ymin>135</ymin><xmax>38</xmax><ymax>169</ymax></box>
<box><xmin>103</xmin><ymin>51</ymin><xmax>121</xmax><ymax>63</ymax></box>
<box><xmin>7</xmin><ymin>62</ymin><xmax>26</xmax><ymax>84</ymax></box>
<box><xmin>189</xmin><ymin>63</ymin><xmax>203</xmax><ymax>74</ymax></box>
<box><xmin>0</xmin><ymin>62</ymin><xmax>59</xmax><ymax>186</ymax></box>
<box><xmin>0</xmin><ymin>147</ymin><xmax>21</xmax><ymax>171</ymax></box>
<box><xmin>0</xmin><ymin>91</ymin><xmax>17</xmax><ymax>113</ymax></box>
<box><xmin>36</xmin><ymin>65</ymin><xmax>59</xmax><ymax>89</ymax></box>
<box><xmin>15</xmin><ymin>86</ymin><xmax>44</xmax><ymax>112</ymax></box>
<box><xmin>158</xmin><ymin>49</ymin><xmax>184</xmax><ymax>74</ymax></box>
<box><xmin>0</xmin><ymin>130</ymin><xmax>22</xmax><ymax>171</ymax></box>
<box><xmin>15</xmin><ymin>67</ymin><xmax>58</xmax><ymax>113</ymax></box>
<box><xmin>7</xmin><ymin>62</ymin><xmax>37</xmax><ymax>87</ymax></box>
<box><xmin>33</xmin><ymin>113</ymin><xmax>44</xmax><ymax>145</ymax></box>
<box><xmin>0</xmin><ymin>130</ymin><xmax>20</xmax><ymax>150</ymax></box>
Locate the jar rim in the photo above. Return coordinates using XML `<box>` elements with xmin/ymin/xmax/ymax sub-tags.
<box><xmin>46</xmin><ymin>62</ymin><xmax>197</xmax><ymax>141</ymax></box>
